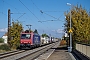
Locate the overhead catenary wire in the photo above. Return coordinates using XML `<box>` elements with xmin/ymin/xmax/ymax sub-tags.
<box><xmin>30</xmin><ymin>0</ymin><xmax>53</xmax><ymax>30</ymax></box>
<box><xmin>31</xmin><ymin>0</ymin><xmax>59</xmax><ymax>20</ymax></box>
<box><xmin>0</xmin><ymin>0</ymin><xmax>7</xmax><ymax>16</ymax></box>
<box><xmin>1</xmin><ymin>0</ymin><xmax>39</xmax><ymax>28</ymax></box>
<box><xmin>43</xmin><ymin>11</ymin><xmax>65</xmax><ymax>12</ymax></box>
<box><xmin>58</xmin><ymin>13</ymin><xmax>64</xmax><ymax>20</ymax></box>
<box><xmin>30</xmin><ymin>0</ymin><xmax>64</xmax><ymax>23</ymax></box>
<box><xmin>40</xmin><ymin>10</ymin><xmax>64</xmax><ymax>22</ymax></box>
<box><xmin>15</xmin><ymin>13</ymin><xmax>26</xmax><ymax>20</ymax></box>
<box><xmin>20</xmin><ymin>0</ymin><xmax>63</xmax><ymax>35</ymax></box>
<box><xmin>30</xmin><ymin>0</ymin><xmax>60</xmax><ymax>21</ymax></box>
<box><xmin>31</xmin><ymin>0</ymin><xmax>47</xmax><ymax>21</ymax></box>
<box><xmin>0</xmin><ymin>12</ymin><xmax>7</xmax><ymax>16</ymax></box>
<box><xmin>1</xmin><ymin>0</ymin><xmax>27</xmax><ymax>21</ymax></box>
<box><xmin>2</xmin><ymin>0</ymin><xmax>20</xmax><ymax>13</ymax></box>
<box><xmin>40</xmin><ymin>10</ymin><xmax>59</xmax><ymax>20</ymax></box>
<box><xmin>38</xmin><ymin>19</ymin><xmax>64</xmax><ymax>23</ymax></box>
<box><xmin>19</xmin><ymin>0</ymin><xmax>40</xmax><ymax>21</ymax></box>
<box><xmin>31</xmin><ymin>0</ymin><xmax>40</xmax><ymax>10</ymax></box>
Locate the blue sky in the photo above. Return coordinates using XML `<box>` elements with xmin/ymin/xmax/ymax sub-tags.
<box><xmin>0</xmin><ymin>0</ymin><xmax>90</xmax><ymax>38</ymax></box>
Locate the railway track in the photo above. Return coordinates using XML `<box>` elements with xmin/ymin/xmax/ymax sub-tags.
<box><xmin>0</xmin><ymin>50</ymin><xmax>26</xmax><ymax>59</ymax></box>
<box><xmin>0</xmin><ymin>42</ymin><xmax>59</xmax><ymax>60</ymax></box>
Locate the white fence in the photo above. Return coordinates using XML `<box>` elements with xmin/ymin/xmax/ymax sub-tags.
<box><xmin>76</xmin><ymin>43</ymin><xmax>90</xmax><ymax>58</ymax></box>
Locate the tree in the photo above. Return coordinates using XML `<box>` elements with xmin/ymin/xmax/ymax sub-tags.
<box><xmin>9</xmin><ymin>20</ymin><xmax>23</xmax><ymax>49</ymax></box>
<box><xmin>64</xmin><ymin>4</ymin><xmax>90</xmax><ymax>45</ymax></box>
<box><xmin>33</xmin><ymin>29</ymin><xmax>38</xmax><ymax>34</ymax></box>
<box><xmin>0</xmin><ymin>38</ymin><xmax>4</xmax><ymax>43</ymax></box>
<box><xmin>41</xmin><ymin>34</ymin><xmax>49</xmax><ymax>38</ymax></box>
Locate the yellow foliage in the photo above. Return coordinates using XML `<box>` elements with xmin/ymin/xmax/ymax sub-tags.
<box><xmin>9</xmin><ymin>21</ymin><xmax>23</xmax><ymax>49</ymax></box>
<box><xmin>60</xmin><ymin>40</ymin><xmax>67</xmax><ymax>46</ymax></box>
<box><xmin>64</xmin><ymin>5</ymin><xmax>90</xmax><ymax>43</ymax></box>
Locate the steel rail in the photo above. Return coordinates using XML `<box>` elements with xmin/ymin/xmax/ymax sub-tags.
<box><xmin>17</xmin><ymin>42</ymin><xmax>58</xmax><ymax>60</ymax></box>
<box><xmin>0</xmin><ymin>50</ymin><xmax>26</xmax><ymax>59</ymax></box>
<box><xmin>0</xmin><ymin>42</ymin><xmax>59</xmax><ymax>60</ymax></box>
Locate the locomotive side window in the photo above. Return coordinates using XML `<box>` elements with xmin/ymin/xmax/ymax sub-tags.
<box><xmin>21</xmin><ymin>34</ymin><xmax>31</xmax><ymax>39</ymax></box>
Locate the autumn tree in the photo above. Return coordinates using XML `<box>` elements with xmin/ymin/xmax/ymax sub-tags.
<box><xmin>9</xmin><ymin>20</ymin><xmax>23</xmax><ymax>49</ymax></box>
<box><xmin>64</xmin><ymin>4</ymin><xmax>90</xmax><ymax>46</ymax></box>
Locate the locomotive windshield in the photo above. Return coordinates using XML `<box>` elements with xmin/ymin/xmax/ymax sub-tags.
<box><xmin>21</xmin><ymin>34</ymin><xmax>31</xmax><ymax>39</ymax></box>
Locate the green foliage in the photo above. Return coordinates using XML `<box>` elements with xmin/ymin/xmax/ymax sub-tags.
<box><xmin>34</xmin><ymin>29</ymin><xmax>38</xmax><ymax>34</ymax></box>
<box><xmin>64</xmin><ymin>4</ymin><xmax>90</xmax><ymax>45</ymax></box>
<box><xmin>0</xmin><ymin>44</ymin><xmax>11</xmax><ymax>51</ymax></box>
<box><xmin>41</xmin><ymin>34</ymin><xmax>49</xmax><ymax>38</ymax></box>
<box><xmin>9</xmin><ymin>20</ymin><xmax>23</xmax><ymax>49</ymax></box>
<box><xmin>0</xmin><ymin>38</ymin><xmax>4</xmax><ymax>43</ymax></box>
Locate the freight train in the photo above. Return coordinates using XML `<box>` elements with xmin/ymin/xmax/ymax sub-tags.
<box><xmin>20</xmin><ymin>31</ymin><xmax>55</xmax><ymax>49</ymax></box>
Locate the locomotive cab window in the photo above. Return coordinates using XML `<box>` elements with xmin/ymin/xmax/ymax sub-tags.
<box><xmin>21</xmin><ymin>34</ymin><xmax>31</xmax><ymax>39</ymax></box>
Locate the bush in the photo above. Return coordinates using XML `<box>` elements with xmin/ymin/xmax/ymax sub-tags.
<box><xmin>60</xmin><ymin>40</ymin><xmax>67</xmax><ymax>45</ymax></box>
<box><xmin>0</xmin><ymin>44</ymin><xmax>11</xmax><ymax>51</ymax></box>
<box><xmin>0</xmin><ymin>38</ymin><xmax>4</xmax><ymax>43</ymax></box>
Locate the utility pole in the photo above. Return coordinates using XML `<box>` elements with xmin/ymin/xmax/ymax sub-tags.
<box><xmin>8</xmin><ymin>9</ymin><xmax>11</xmax><ymax>44</ymax></box>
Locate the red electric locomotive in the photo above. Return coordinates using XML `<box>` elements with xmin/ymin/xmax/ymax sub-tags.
<box><xmin>20</xmin><ymin>31</ymin><xmax>41</xmax><ymax>49</ymax></box>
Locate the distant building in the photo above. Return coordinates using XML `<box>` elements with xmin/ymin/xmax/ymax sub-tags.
<box><xmin>65</xmin><ymin>33</ymin><xmax>69</xmax><ymax>37</ymax></box>
<box><xmin>2</xmin><ymin>33</ymin><xmax>8</xmax><ymax>44</ymax></box>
